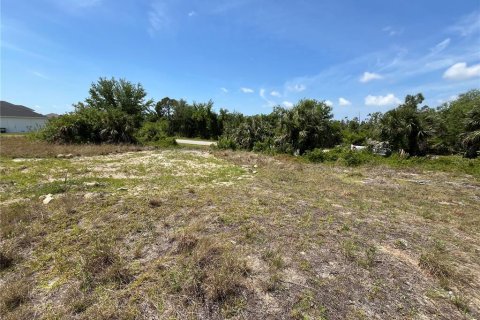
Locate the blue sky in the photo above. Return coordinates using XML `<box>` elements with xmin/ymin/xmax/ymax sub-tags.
<box><xmin>1</xmin><ymin>0</ymin><xmax>479</xmax><ymax>118</ymax></box>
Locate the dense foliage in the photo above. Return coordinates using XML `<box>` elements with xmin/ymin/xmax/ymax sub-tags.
<box><xmin>39</xmin><ymin>78</ymin><xmax>479</xmax><ymax>158</ymax></box>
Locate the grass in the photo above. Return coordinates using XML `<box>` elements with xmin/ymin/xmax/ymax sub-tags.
<box><xmin>304</xmin><ymin>147</ymin><xmax>480</xmax><ymax>177</ymax></box>
<box><xmin>0</xmin><ymin>143</ymin><xmax>479</xmax><ymax>319</ymax></box>
<box><xmin>0</xmin><ymin>135</ymin><xmax>151</xmax><ymax>158</ymax></box>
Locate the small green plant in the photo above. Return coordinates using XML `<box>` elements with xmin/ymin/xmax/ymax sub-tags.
<box><xmin>342</xmin><ymin>240</ymin><xmax>358</xmax><ymax>261</ymax></box>
<box><xmin>359</xmin><ymin>245</ymin><xmax>377</xmax><ymax>269</ymax></box>
<box><xmin>418</xmin><ymin>245</ymin><xmax>452</xmax><ymax>279</ymax></box>
<box><xmin>451</xmin><ymin>292</ymin><xmax>470</xmax><ymax>314</ymax></box>
<box><xmin>291</xmin><ymin>291</ymin><xmax>328</xmax><ymax>320</ymax></box>
<box><xmin>262</xmin><ymin>249</ymin><xmax>285</xmax><ymax>270</ymax></box>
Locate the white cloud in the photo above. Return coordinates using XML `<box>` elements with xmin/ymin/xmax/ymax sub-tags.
<box><xmin>382</xmin><ymin>26</ymin><xmax>403</xmax><ymax>36</ymax></box>
<box><xmin>359</xmin><ymin>72</ymin><xmax>383</xmax><ymax>83</ymax></box>
<box><xmin>270</xmin><ymin>90</ymin><xmax>281</xmax><ymax>97</ymax></box>
<box><xmin>148</xmin><ymin>2</ymin><xmax>171</xmax><ymax>35</ymax></box>
<box><xmin>443</xmin><ymin>62</ymin><xmax>480</xmax><ymax>81</ymax></box>
<box><xmin>259</xmin><ymin>89</ymin><xmax>276</xmax><ymax>108</ymax></box>
<box><xmin>240</xmin><ymin>87</ymin><xmax>254</xmax><ymax>93</ymax></box>
<box><xmin>220</xmin><ymin>87</ymin><xmax>228</xmax><ymax>93</ymax></box>
<box><xmin>287</xmin><ymin>84</ymin><xmax>306</xmax><ymax>92</ymax></box>
<box><xmin>188</xmin><ymin>11</ymin><xmax>197</xmax><ymax>17</ymax></box>
<box><xmin>338</xmin><ymin>97</ymin><xmax>351</xmax><ymax>106</ymax></box>
<box><xmin>365</xmin><ymin>94</ymin><xmax>401</xmax><ymax>106</ymax></box>
<box><xmin>437</xmin><ymin>95</ymin><xmax>458</xmax><ymax>104</ymax></box>
<box><xmin>282</xmin><ymin>101</ymin><xmax>294</xmax><ymax>108</ymax></box>
<box><xmin>431</xmin><ymin>38</ymin><xmax>451</xmax><ymax>54</ymax></box>
<box><xmin>324</xmin><ymin>100</ymin><xmax>333</xmax><ymax>107</ymax></box>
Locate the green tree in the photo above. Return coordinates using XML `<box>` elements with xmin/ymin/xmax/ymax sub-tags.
<box><xmin>275</xmin><ymin>99</ymin><xmax>340</xmax><ymax>154</ymax></box>
<box><xmin>85</xmin><ymin>77</ymin><xmax>153</xmax><ymax>127</ymax></box>
<box><xmin>155</xmin><ymin>97</ymin><xmax>178</xmax><ymax>120</ymax></box>
<box><xmin>437</xmin><ymin>89</ymin><xmax>480</xmax><ymax>153</ymax></box>
<box><xmin>462</xmin><ymin>107</ymin><xmax>480</xmax><ymax>158</ymax></box>
<box><xmin>381</xmin><ymin>94</ymin><xmax>431</xmax><ymax>156</ymax></box>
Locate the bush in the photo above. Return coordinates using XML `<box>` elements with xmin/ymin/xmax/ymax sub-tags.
<box><xmin>39</xmin><ymin>107</ymin><xmax>138</xmax><ymax>144</ymax></box>
<box><xmin>252</xmin><ymin>140</ymin><xmax>276</xmax><ymax>154</ymax></box>
<box><xmin>304</xmin><ymin>148</ymin><xmax>326</xmax><ymax>162</ymax></box>
<box><xmin>217</xmin><ymin>137</ymin><xmax>237</xmax><ymax>150</ymax></box>
<box><xmin>305</xmin><ymin>147</ymin><xmax>375</xmax><ymax>166</ymax></box>
<box><xmin>341</xmin><ymin>150</ymin><xmax>373</xmax><ymax>167</ymax></box>
<box><xmin>134</xmin><ymin>121</ymin><xmax>176</xmax><ymax>147</ymax></box>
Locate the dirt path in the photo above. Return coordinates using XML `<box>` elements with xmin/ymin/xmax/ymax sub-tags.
<box><xmin>175</xmin><ymin>139</ymin><xmax>217</xmax><ymax>146</ymax></box>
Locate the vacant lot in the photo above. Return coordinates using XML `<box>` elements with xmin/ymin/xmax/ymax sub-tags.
<box><xmin>1</xmin><ymin>140</ymin><xmax>479</xmax><ymax>319</ymax></box>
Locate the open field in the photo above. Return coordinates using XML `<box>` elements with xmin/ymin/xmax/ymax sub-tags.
<box><xmin>1</xmin><ymin>140</ymin><xmax>479</xmax><ymax>319</ymax></box>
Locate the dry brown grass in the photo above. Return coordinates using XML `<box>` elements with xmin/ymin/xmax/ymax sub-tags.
<box><xmin>0</xmin><ymin>145</ymin><xmax>479</xmax><ymax>319</ymax></box>
<box><xmin>0</xmin><ymin>279</ymin><xmax>31</xmax><ymax>314</ymax></box>
<box><xmin>0</xmin><ymin>136</ymin><xmax>150</xmax><ymax>158</ymax></box>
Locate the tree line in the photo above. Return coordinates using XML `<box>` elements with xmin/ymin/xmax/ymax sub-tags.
<box><xmin>40</xmin><ymin>77</ymin><xmax>480</xmax><ymax>158</ymax></box>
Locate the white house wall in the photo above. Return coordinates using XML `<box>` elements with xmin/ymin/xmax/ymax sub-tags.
<box><xmin>0</xmin><ymin>117</ymin><xmax>47</xmax><ymax>133</ymax></box>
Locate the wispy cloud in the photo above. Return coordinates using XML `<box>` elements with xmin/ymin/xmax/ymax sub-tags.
<box><xmin>220</xmin><ymin>87</ymin><xmax>228</xmax><ymax>93</ymax></box>
<box><xmin>282</xmin><ymin>101</ymin><xmax>294</xmax><ymax>108</ymax></box>
<box><xmin>365</xmin><ymin>94</ymin><xmax>401</xmax><ymax>106</ymax></box>
<box><xmin>31</xmin><ymin>71</ymin><xmax>49</xmax><ymax>80</ymax></box>
<box><xmin>448</xmin><ymin>11</ymin><xmax>480</xmax><ymax>37</ymax></box>
<box><xmin>259</xmin><ymin>88</ymin><xmax>276</xmax><ymax>107</ymax></box>
<box><xmin>270</xmin><ymin>90</ymin><xmax>281</xmax><ymax>97</ymax></box>
<box><xmin>188</xmin><ymin>11</ymin><xmax>197</xmax><ymax>17</ymax></box>
<box><xmin>287</xmin><ymin>84</ymin><xmax>306</xmax><ymax>92</ymax></box>
<box><xmin>431</xmin><ymin>38</ymin><xmax>451</xmax><ymax>54</ymax></box>
<box><xmin>443</xmin><ymin>62</ymin><xmax>480</xmax><ymax>81</ymax></box>
<box><xmin>382</xmin><ymin>26</ymin><xmax>404</xmax><ymax>36</ymax></box>
<box><xmin>240</xmin><ymin>87</ymin><xmax>254</xmax><ymax>93</ymax></box>
<box><xmin>325</xmin><ymin>100</ymin><xmax>333</xmax><ymax>107</ymax></box>
<box><xmin>359</xmin><ymin>72</ymin><xmax>383</xmax><ymax>83</ymax></box>
<box><xmin>1</xmin><ymin>41</ymin><xmax>51</xmax><ymax>61</ymax></box>
<box><xmin>338</xmin><ymin>97</ymin><xmax>351</xmax><ymax>106</ymax></box>
<box><xmin>50</xmin><ymin>0</ymin><xmax>102</xmax><ymax>11</ymax></box>
<box><xmin>148</xmin><ymin>2</ymin><xmax>171</xmax><ymax>36</ymax></box>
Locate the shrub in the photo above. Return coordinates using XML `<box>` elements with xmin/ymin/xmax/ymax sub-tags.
<box><xmin>217</xmin><ymin>137</ymin><xmax>237</xmax><ymax>150</ymax></box>
<box><xmin>341</xmin><ymin>150</ymin><xmax>373</xmax><ymax>167</ymax></box>
<box><xmin>252</xmin><ymin>139</ymin><xmax>276</xmax><ymax>154</ymax></box>
<box><xmin>39</xmin><ymin>107</ymin><xmax>139</xmax><ymax>144</ymax></box>
<box><xmin>134</xmin><ymin>121</ymin><xmax>177</xmax><ymax>147</ymax></box>
<box><xmin>304</xmin><ymin>148</ymin><xmax>326</xmax><ymax>162</ymax></box>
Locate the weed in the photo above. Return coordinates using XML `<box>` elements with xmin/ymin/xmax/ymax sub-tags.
<box><xmin>164</xmin><ymin>237</ymin><xmax>250</xmax><ymax>306</ymax></box>
<box><xmin>263</xmin><ymin>272</ymin><xmax>284</xmax><ymax>292</ymax></box>
<box><xmin>359</xmin><ymin>245</ymin><xmax>377</xmax><ymax>269</ymax></box>
<box><xmin>262</xmin><ymin>249</ymin><xmax>285</xmax><ymax>270</ymax></box>
<box><xmin>79</xmin><ymin>240</ymin><xmax>132</xmax><ymax>290</ymax></box>
<box><xmin>418</xmin><ymin>251</ymin><xmax>452</xmax><ymax>279</ymax></box>
<box><xmin>451</xmin><ymin>292</ymin><xmax>470</xmax><ymax>314</ymax></box>
<box><xmin>148</xmin><ymin>198</ymin><xmax>162</xmax><ymax>207</ymax></box>
<box><xmin>175</xmin><ymin>233</ymin><xmax>199</xmax><ymax>253</ymax></box>
<box><xmin>0</xmin><ymin>279</ymin><xmax>31</xmax><ymax>313</ymax></box>
<box><xmin>341</xmin><ymin>240</ymin><xmax>358</xmax><ymax>261</ymax></box>
<box><xmin>291</xmin><ymin>291</ymin><xmax>328</xmax><ymax>320</ymax></box>
<box><xmin>394</xmin><ymin>239</ymin><xmax>408</xmax><ymax>250</ymax></box>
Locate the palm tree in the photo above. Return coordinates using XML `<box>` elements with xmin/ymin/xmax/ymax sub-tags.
<box><xmin>462</xmin><ymin>108</ymin><xmax>480</xmax><ymax>158</ymax></box>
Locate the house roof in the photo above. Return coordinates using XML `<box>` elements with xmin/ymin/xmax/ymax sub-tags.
<box><xmin>0</xmin><ymin>101</ymin><xmax>46</xmax><ymax>118</ymax></box>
